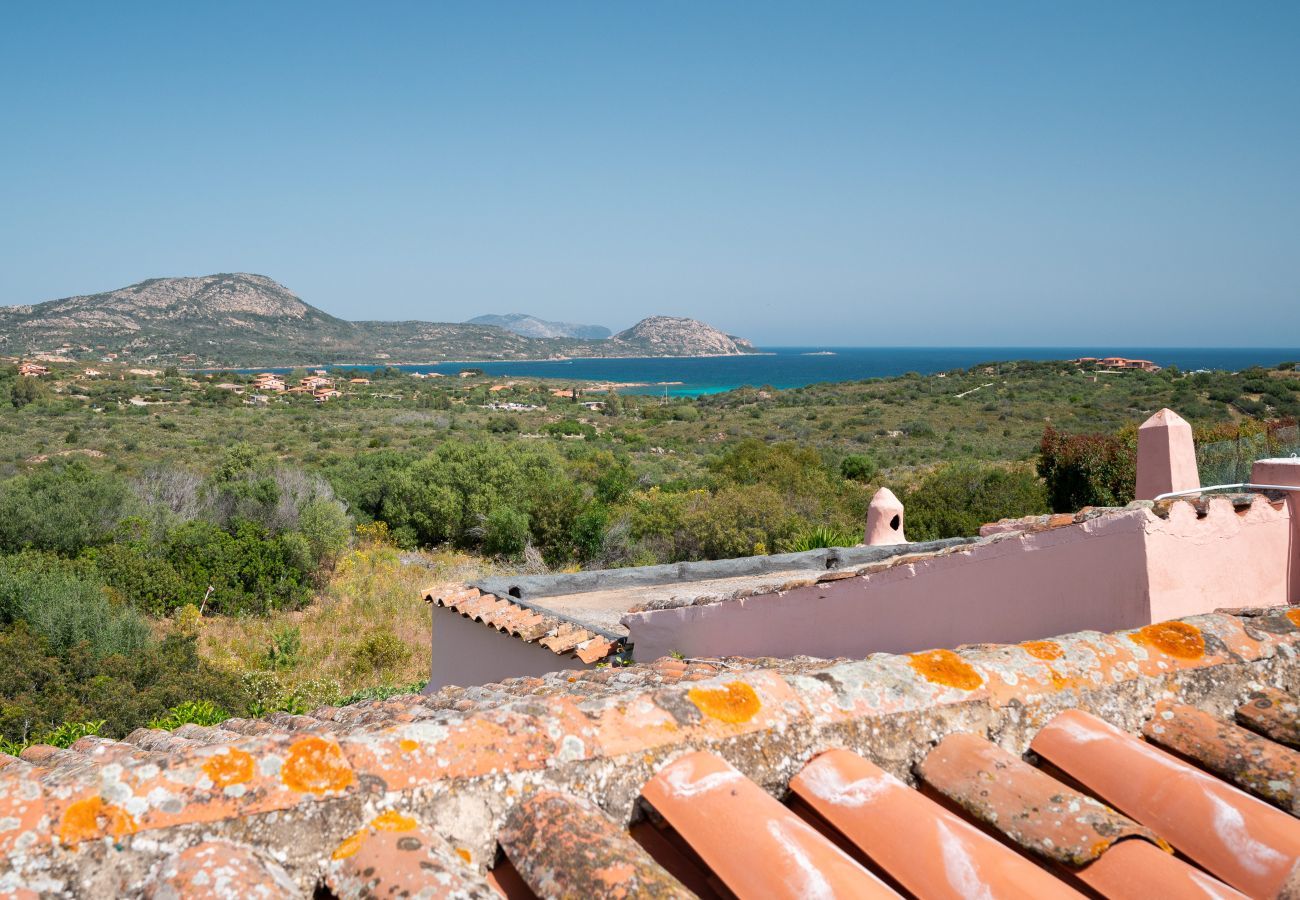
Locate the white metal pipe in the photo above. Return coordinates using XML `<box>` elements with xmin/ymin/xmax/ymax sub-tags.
<box><xmin>1153</xmin><ymin>483</ymin><xmax>1300</xmax><ymax>501</ymax></box>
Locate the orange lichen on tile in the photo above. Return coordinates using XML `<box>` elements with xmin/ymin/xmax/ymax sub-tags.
<box><xmin>281</xmin><ymin>735</ymin><xmax>356</xmax><ymax>794</ymax></box>
<box><xmin>326</xmin><ymin>817</ymin><xmax>487</xmax><ymax>899</ymax></box>
<box><xmin>1021</xmin><ymin>640</ymin><xmax>1063</xmax><ymax>661</ymax></box>
<box><xmin>687</xmin><ymin>681</ymin><xmax>761</xmax><ymax>723</ymax></box>
<box><xmin>371</xmin><ymin>810</ymin><xmax>418</xmax><ymax>831</ymax></box>
<box><xmin>1287</xmin><ymin>608</ymin><xmax>1300</xmax><ymax>627</ymax></box>
<box><xmin>1130</xmin><ymin>621</ymin><xmax>1205</xmax><ymax>659</ymax></box>
<box><xmin>202</xmin><ymin>746</ymin><xmax>255</xmax><ymax>788</ymax></box>
<box><xmin>331</xmin><ymin>831</ymin><xmax>366</xmax><ymax>861</ymax></box>
<box><xmin>332</xmin><ymin>810</ymin><xmax>420</xmax><ymax>861</ymax></box>
<box><xmin>58</xmin><ymin>796</ymin><xmax>136</xmax><ymax>845</ymax></box>
<box><xmin>908</xmin><ymin>648</ymin><xmax>983</xmax><ymax>690</ymax></box>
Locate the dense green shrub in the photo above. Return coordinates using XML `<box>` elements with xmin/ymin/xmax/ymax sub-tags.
<box><xmin>164</xmin><ymin>519</ymin><xmax>313</xmax><ymax>615</ymax></box>
<box><xmin>542</xmin><ymin>419</ymin><xmax>597</xmax><ymax>439</ymax></box>
<box><xmin>905</xmin><ymin>463</ymin><xmax>1050</xmax><ymax>540</ymax></box>
<box><xmin>483</xmin><ymin>505</ymin><xmax>530</xmax><ymax>558</ymax></box>
<box><xmin>840</xmin><ymin>454</ymin><xmax>878</xmax><ymax>483</ymax></box>
<box><xmin>0</xmin><ymin>555</ymin><xmax>150</xmax><ymax>657</ymax></box>
<box><xmin>0</xmin><ymin>463</ymin><xmax>135</xmax><ymax>555</ymax></box>
<box><xmin>0</xmin><ymin>624</ymin><xmax>243</xmax><ymax>745</ymax></box>
<box><xmin>350</xmin><ymin>629</ymin><xmax>411</xmax><ymax>673</ymax></box>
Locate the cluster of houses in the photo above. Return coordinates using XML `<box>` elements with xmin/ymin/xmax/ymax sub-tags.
<box><xmin>247</xmin><ymin>371</ymin><xmax>343</xmax><ymax>402</ymax></box>
<box><xmin>1074</xmin><ymin>355</ymin><xmax>1162</xmax><ymax>372</ymax></box>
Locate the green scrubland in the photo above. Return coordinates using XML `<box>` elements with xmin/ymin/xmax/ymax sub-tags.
<box><xmin>1</xmin><ymin>357</ymin><xmax>1297</xmax><ymax>752</ymax></box>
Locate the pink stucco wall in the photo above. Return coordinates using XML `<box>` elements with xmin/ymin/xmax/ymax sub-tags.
<box><xmin>624</xmin><ymin>496</ymin><xmax>1294</xmax><ymax>662</ymax></box>
<box><xmin>1144</xmin><ymin>496</ymin><xmax>1290</xmax><ymax>621</ymax></box>
<box><xmin>1251</xmin><ymin>459</ymin><xmax>1300</xmax><ymax>604</ymax></box>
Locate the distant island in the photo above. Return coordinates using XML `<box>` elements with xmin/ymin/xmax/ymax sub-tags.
<box><xmin>0</xmin><ymin>273</ymin><xmax>756</xmax><ymax>367</ymax></box>
<box><xmin>465</xmin><ymin>313</ymin><xmax>611</xmax><ymax>340</ymax></box>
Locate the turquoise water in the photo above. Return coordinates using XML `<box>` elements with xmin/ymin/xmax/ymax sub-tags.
<box><xmin>243</xmin><ymin>347</ymin><xmax>1300</xmax><ymax>396</ymax></box>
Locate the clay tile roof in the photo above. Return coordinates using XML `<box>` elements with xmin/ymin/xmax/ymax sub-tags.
<box><xmin>425</xmin><ymin>584</ymin><xmax>627</xmax><ymax>664</ymax></box>
<box><xmin>1144</xmin><ymin>700</ymin><xmax>1300</xmax><ymax>815</ymax></box>
<box><xmin>143</xmin><ymin>840</ymin><xmax>298</xmax><ymax>899</ymax></box>
<box><xmin>1032</xmin><ymin>708</ymin><xmax>1300</xmax><ymax>897</ymax></box>
<box><xmin>1237</xmin><ymin>685</ymin><xmax>1300</xmax><ymax>749</ymax></box>
<box><xmin>917</xmin><ymin>730</ymin><xmax>1164</xmax><ymax>866</ymax></box>
<box><xmin>790</xmin><ymin>748</ymin><xmax>1077</xmax><ymax>898</ymax></box>
<box><xmin>499</xmin><ymin>790</ymin><xmax>691</xmax><ymax>898</ymax></box>
<box><xmin>641</xmin><ymin>751</ymin><xmax>899</xmax><ymax>897</ymax></box>
<box><xmin>3</xmin><ymin>608</ymin><xmax>1300</xmax><ymax>897</ymax></box>
<box><xmin>325</xmin><ymin>812</ymin><xmax>494</xmax><ymax>899</ymax></box>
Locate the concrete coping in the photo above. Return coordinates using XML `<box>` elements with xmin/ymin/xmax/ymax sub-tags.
<box><xmin>472</xmin><ymin>537</ymin><xmax>977</xmax><ymax>602</ymax></box>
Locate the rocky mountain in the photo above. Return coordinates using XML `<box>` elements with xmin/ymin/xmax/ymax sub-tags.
<box><xmin>614</xmin><ymin>316</ymin><xmax>755</xmax><ymax>356</ymax></box>
<box><xmin>0</xmin><ymin>275</ymin><xmax>755</xmax><ymax>366</ymax></box>
<box><xmin>465</xmin><ymin>313</ymin><xmax>610</xmax><ymax>340</ymax></box>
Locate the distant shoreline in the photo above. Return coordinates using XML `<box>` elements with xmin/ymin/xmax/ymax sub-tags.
<box><xmin>199</xmin><ymin>351</ymin><xmax>777</xmax><ymax>372</ymax></box>
<box><xmin>185</xmin><ymin>347</ymin><xmax>1300</xmax><ymax>398</ymax></box>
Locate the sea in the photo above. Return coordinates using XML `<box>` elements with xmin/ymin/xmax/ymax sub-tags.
<box><xmin>244</xmin><ymin>347</ymin><xmax>1300</xmax><ymax>397</ymax></box>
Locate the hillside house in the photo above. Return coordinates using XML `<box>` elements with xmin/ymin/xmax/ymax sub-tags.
<box><xmin>251</xmin><ymin>373</ymin><xmax>286</xmax><ymax>392</ymax></box>
<box><xmin>16</xmin><ymin>362</ymin><xmax>49</xmax><ymax>376</ymax></box>
<box><xmin>1078</xmin><ymin>356</ymin><xmax>1162</xmax><ymax>372</ymax></box>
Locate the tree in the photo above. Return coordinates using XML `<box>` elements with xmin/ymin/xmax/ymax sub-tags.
<box><xmin>10</xmin><ymin>375</ymin><xmax>45</xmax><ymax>408</ymax></box>
<box><xmin>298</xmin><ymin>498</ymin><xmax>352</xmax><ymax>573</ymax></box>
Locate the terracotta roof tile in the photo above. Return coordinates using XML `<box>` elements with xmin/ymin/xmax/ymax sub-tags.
<box><xmin>1031</xmin><ymin>708</ymin><xmax>1300</xmax><ymax>898</ymax></box>
<box><xmin>499</xmin><ymin>790</ymin><xmax>691</xmax><ymax>898</ymax></box>
<box><xmin>1144</xmin><ymin>700</ymin><xmax>1300</xmax><ymax>815</ymax></box>
<box><xmin>917</xmin><ymin>731</ymin><xmax>1164</xmax><ymax>866</ymax></box>
<box><xmin>641</xmin><ymin>751</ymin><xmax>899</xmax><ymax>898</ymax></box>
<box><xmin>426</xmin><ymin>584</ymin><xmax>626</xmax><ymax>663</ymax></box>
<box><xmin>142</xmin><ymin>840</ymin><xmax>298</xmax><ymax>899</ymax></box>
<box><xmin>1072</xmin><ymin>836</ymin><xmax>1250</xmax><ymax>900</ymax></box>
<box><xmin>324</xmin><ymin>811</ymin><xmax>494</xmax><ymax>899</ymax></box>
<box><xmin>1237</xmin><ymin>685</ymin><xmax>1300</xmax><ymax>749</ymax></box>
<box><xmin>790</xmin><ymin>748</ymin><xmax>1078</xmax><ymax>898</ymax></box>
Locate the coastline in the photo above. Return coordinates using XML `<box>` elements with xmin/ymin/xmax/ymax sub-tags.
<box><xmin>187</xmin><ymin>347</ymin><xmax>1300</xmax><ymax>397</ymax></box>
<box><xmin>198</xmin><ymin>351</ymin><xmax>776</xmax><ymax>372</ymax></box>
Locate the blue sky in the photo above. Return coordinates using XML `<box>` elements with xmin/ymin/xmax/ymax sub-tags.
<box><xmin>1</xmin><ymin>2</ymin><xmax>1296</xmax><ymax>345</ymax></box>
